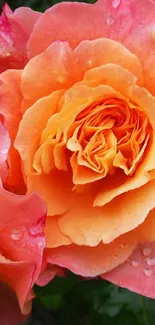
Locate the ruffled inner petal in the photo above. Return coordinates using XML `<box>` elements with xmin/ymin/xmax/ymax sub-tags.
<box><xmin>66</xmin><ymin>96</ymin><xmax>152</xmax><ymax>184</ymax></box>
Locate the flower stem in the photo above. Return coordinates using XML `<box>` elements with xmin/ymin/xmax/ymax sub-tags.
<box><xmin>140</xmin><ymin>295</ymin><xmax>150</xmax><ymax>325</ymax></box>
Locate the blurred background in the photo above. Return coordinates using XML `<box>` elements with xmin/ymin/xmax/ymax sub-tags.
<box><xmin>0</xmin><ymin>0</ymin><xmax>155</xmax><ymax>324</ymax></box>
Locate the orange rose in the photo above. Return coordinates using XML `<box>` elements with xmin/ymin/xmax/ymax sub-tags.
<box><xmin>1</xmin><ymin>0</ymin><xmax>155</xmax><ymax>313</ymax></box>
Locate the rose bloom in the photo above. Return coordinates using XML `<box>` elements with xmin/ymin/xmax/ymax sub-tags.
<box><xmin>1</xmin><ymin>0</ymin><xmax>155</xmax><ymax>322</ymax></box>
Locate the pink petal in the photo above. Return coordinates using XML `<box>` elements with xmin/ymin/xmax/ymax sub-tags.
<box><xmin>0</xmin><ymin>3</ymin><xmax>41</xmax><ymax>72</ymax></box>
<box><xmin>0</xmin><ymin>70</ymin><xmax>24</xmax><ymax>192</ymax></box>
<box><xmin>27</xmin><ymin>1</ymin><xmax>110</xmax><ymax>57</ymax></box>
<box><xmin>45</xmin><ymin>233</ymin><xmax>136</xmax><ymax>277</ymax></box>
<box><xmin>0</xmin><ymin>282</ymin><xmax>28</xmax><ymax>325</ymax></box>
<box><xmin>0</xmin><ymin>186</ymin><xmax>46</xmax><ymax>314</ymax></box>
<box><xmin>12</xmin><ymin>5</ymin><xmax>41</xmax><ymax>36</ymax></box>
<box><xmin>102</xmin><ymin>242</ymin><xmax>155</xmax><ymax>298</ymax></box>
<box><xmin>0</xmin><ymin>120</ymin><xmax>10</xmax><ymax>182</ymax></box>
<box><xmin>28</xmin><ymin>0</ymin><xmax>155</xmax><ymax>94</ymax></box>
<box><xmin>36</xmin><ymin>263</ymin><xmax>65</xmax><ymax>286</ymax></box>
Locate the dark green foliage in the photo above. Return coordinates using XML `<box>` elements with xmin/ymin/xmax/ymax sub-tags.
<box><xmin>22</xmin><ymin>272</ymin><xmax>155</xmax><ymax>325</ymax></box>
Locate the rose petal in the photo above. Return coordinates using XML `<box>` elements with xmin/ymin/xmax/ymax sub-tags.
<box><xmin>0</xmin><ymin>282</ymin><xmax>28</xmax><ymax>325</ymax></box>
<box><xmin>23</xmin><ymin>37</ymin><xmax>144</xmax><ymax>112</ymax></box>
<box><xmin>102</xmin><ymin>242</ymin><xmax>155</xmax><ymax>299</ymax></box>
<box><xmin>94</xmin><ymin>170</ymin><xmax>150</xmax><ymax>207</ymax></box>
<box><xmin>0</xmin><ymin>3</ymin><xmax>41</xmax><ymax>72</ymax></box>
<box><xmin>12</xmin><ymin>6</ymin><xmax>41</xmax><ymax>36</ymax></box>
<box><xmin>36</xmin><ymin>263</ymin><xmax>65</xmax><ymax>286</ymax></box>
<box><xmin>135</xmin><ymin>208</ymin><xmax>155</xmax><ymax>242</ymax></box>
<box><xmin>83</xmin><ymin>63</ymin><xmax>138</xmax><ymax>97</ymax></box>
<box><xmin>58</xmin><ymin>179</ymin><xmax>155</xmax><ymax>246</ymax></box>
<box><xmin>26</xmin><ymin>170</ymin><xmax>76</xmax><ymax>216</ymax></box>
<box><xmin>45</xmin><ymin>233</ymin><xmax>136</xmax><ymax>277</ymax></box>
<box><xmin>74</xmin><ymin>39</ymin><xmax>143</xmax><ymax>86</ymax></box>
<box><xmin>28</xmin><ymin>0</ymin><xmax>155</xmax><ymax>95</ymax></box>
<box><xmin>45</xmin><ymin>216</ymin><xmax>71</xmax><ymax>248</ymax></box>
<box><xmin>15</xmin><ymin>90</ymin><xmax>64</xmax><ymax>175</ymax></box>
<box><xmin>0</xmin><ymin>121</ymin><xmax>10</xmax><ymax>182</ymax></box>
<box><xmin>21</xmin><ymin>41</ymin><xmax>75</xmax><ymax>112</ymax></box>
<box><xmin>0</xmin><ymin>185</ymin><xmax>46</xmax><ymax>312</ymax></box>
<box><xmin>94</xmin><ymin>133</ymin><xmax>155</xmax><ymax>207</ymax></box>
<box><xmin>27</xmin><ymin>1</ymin><xmax>110</xmax><ymax>57</ymax></box>
<box><xmin>130</xmin><ymin>85</ymin><xmax>155</xmax><ymax>130</ymax></box>
<box><xmin>42</xmin><ymin>84</ymin><xmax>121</xmax><ymax>143</ymax></box>
<box><xmin>0</xmin><ymin>258</ymin><xmax>34</xmax><ymax>314</ymax></box>
<box><xmin>0</xmin><ymin>70</ymin><xmax>24</xmax><ymax>192</ymax></box>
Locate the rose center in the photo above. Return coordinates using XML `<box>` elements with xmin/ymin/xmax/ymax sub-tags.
<box><xmin>67</xmin><ymin>97</ymin><xmax>152</xmax><ymax>183</ymax></box>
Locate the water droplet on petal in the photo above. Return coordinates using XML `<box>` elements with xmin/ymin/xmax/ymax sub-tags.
<box><xmin>144</xmin><ymin>268</ymin><xmax>153</xmax><ymax>277</ymax></box>
<box><xmin>57</xmin><ymin>75</ymin><xmax>66</xmax><ymax>84</ymax></box>
<box><xmin>152</xmin><ymin>30</ymin><xmax>155</xmax><ymax>39</ymax></box>
<box><xmin>74</xmin><ymin>57</ymin><xmax>79</xmax><ymax>64</ymax></box>
<box><xmin>143</xmin><ymin>247</ymin><xmax>152</xmax><ymax>257</ymax></box>
<box><xmin>37</xmin><ymin>241</ymin><xmax>44</xmax><ymax>248</ymax></box>
<box><xmin>114</xmin><ymin>254</ymin><xmax>119</xmax><ymax>260</ymax></box>
<box><xmin>112</xmin><ymin>0</ymin><xmax>121</xmax><ymax>8</ymax></box>
<box><xmin>102</xmin><ymin>269</ymin><xmax>106</xmax><ymax>274</ymax></box>
<box><xmin>121</xmin><ymin>243</ymin><xmax>127</xmax><ymax>248</ymax></box>
<box><xmin>146</xmin><ymin>257</ymin><xmax>155</xmax><ymax>266</ymax></box>
<box><xmin>10</xmin><ymin>229</ymin><xmax>23</xmax><ymax>241</ymax></box>
<box><xmin>106</xmin><ymin>17</ymin><xmax>114</xmax><ymax>25</ymax></box>
<box><xmin>131</xmin><ymin>260</ymin><xmax>140</xmax><ymax>268</ymax></box>
<box><xmin>1</xmin><ymin>148</ymin><xmax>8</xmax><ymax>155</ymax></box>
<box><xmin>29</xmin><ymin>227</ymin><xmax>38</xmax><ymax>236</ymax></box>
<box><xmin>87</xmin><ymin>59</ymin><xmax>93</xmax><ymax>66</ymax></box>
<box><xmin>29</xmin><ymin>224</ymin><xmax>43</xmax><ymax>236</ymax></box>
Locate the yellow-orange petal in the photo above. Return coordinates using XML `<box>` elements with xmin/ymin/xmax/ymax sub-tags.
<box><xmin>26</xmin><ymin>170</ymin><xmax>76</xmax><ymax>216</ymax></box>
<box><xmin>45</xmin><ymin>216</ymin><xmax>71</xmax><ymax>248</ymax></box>
<box><xmin>94</xmin><ymin>133</ymin><xmax>155</xmax><ymax>207</ymax></box>
<box><xmin>15</xmin><ymin>90</ymin><xmax>64</xmax><ymax>176</ymax></box>
<box><xmin>83</xmin><ymin>63</ymin><xmax>138</xmax><ymax>97</ymax></box>
<box><xmin>40</xmin><ymin>83</ymin><xmax>122</xmax><ymax>149</ymax></box>
<box><xmin>58</xmin><ymin>179</ymin><xmax>155</xmax><ymax>246</ymax></box>
<box><xmin>21</xmin><ymin>41</ymin><xmax>75</xmax><ymax>112</ymax></box>
<box><xmin>74</xmin><ymin>38</ymin><xmax>144</xmax><ymax>86</ymax></box>
<box><xmin>135</xmin><ymin>208</ymin><xmax>155</xmax><ymax>242</ymax></box>
<box><xmin>130</xmin><ymin>85</ymin><xmax>155</xmax><ymax>130</ymax></box>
